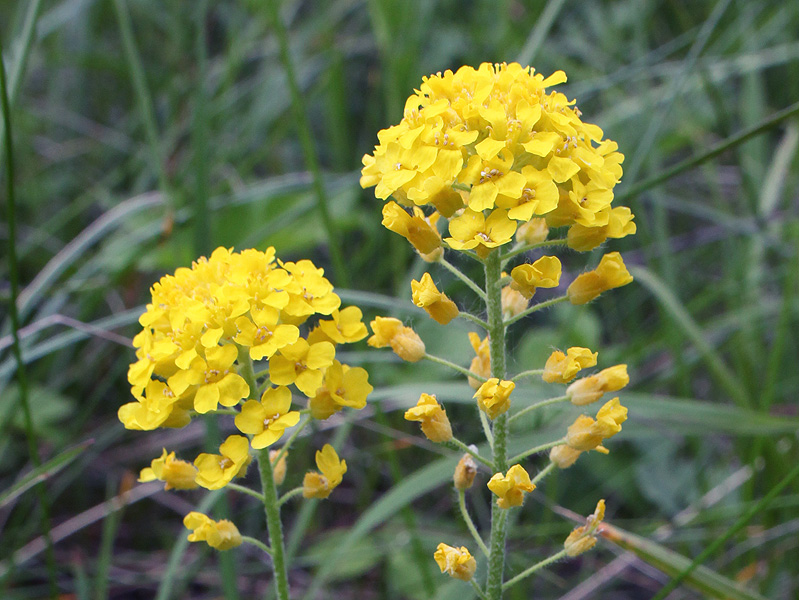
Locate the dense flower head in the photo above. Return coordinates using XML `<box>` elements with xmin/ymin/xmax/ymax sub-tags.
<box><xmin>434</xmin><ymin>543</ymin><xmax>477</xmax><ymax>581</ymax></box>
<box><xmin>120</xmin><ymin>247</ymin><xmax>372</xmax><ymax>432</ymax></box>
<box><xmin>361</xmin><ymin>62</ymin><xmax>635</xmax><ymax>257</ymax></box>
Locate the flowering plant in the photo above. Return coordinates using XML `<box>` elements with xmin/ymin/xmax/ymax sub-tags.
<box><xmin>361</xmin><ymin>62</ymin><xmax>635</xmax><ymax>599</ymax></box>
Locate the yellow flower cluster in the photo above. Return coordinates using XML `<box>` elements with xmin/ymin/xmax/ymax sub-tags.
<box><xmin>120</xmin><ymin>247</ymin><xmax>372</xmax><ymax>432</ymax></box>
<box><xmin>361</xmin><ymin>62</ymin><xmax>635</xmax><ymax>257</ymax></box>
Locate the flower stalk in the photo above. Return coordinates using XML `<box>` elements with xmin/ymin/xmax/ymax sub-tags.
<box><xmin>258</xmin><ymin>448</ymin><xmax>291</xmax><ymax>600</ymax></box>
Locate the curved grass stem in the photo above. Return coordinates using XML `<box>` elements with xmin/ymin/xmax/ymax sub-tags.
<box><xmin>504</xmin><ymin>295</ymin><xmax>569</xmax><ymax>327</ymax></box>
<box><xmin>424</xmin><ymin>352</ymin><xmax>487</xmax><ymax>383</ymax></box>
<box><xmin>439</xmin><ymin>256</ymin><xmax>487</xmax><ymax>301</ymax></box>
<box><xmin>501</xmin><ymin>548</ymin><xmax>569</xmax><ymax>591</ymax></box>
<box><xmin>242</xmin><ymin>535</ymin><xmax>273</xmax><ymax>555</ymax></box>
<box><xmin>508</xmin><ymin>440</ymin><xmax>565</xmax><ymax>465</ymax></box>
<box><xmin>227</xmin><ymin>482</ymin><xmax>265</xmax><ymax>502</ymax></box>
<box><xmin>507</xmin><ymin>395</ymin><xmax>569</xmax><ymax>424</ymax></box>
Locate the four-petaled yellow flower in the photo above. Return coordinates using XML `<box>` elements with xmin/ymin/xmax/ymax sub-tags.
<box><xmin>568</xmin><ymin>252</ymin><xmax>633</xmax><ymax>305</ymax></box>
<box><xmin>566</xmin><ymin>364</ymin><xmax>628</xmax><ymax>406</ymax></box>
<box><xmin>194</xmin><ymin>435</ymin><xmax>252</xmax><ymax>490</ymax></box>
<box><xmin>564</xmin><ymin>499</ymin><xmax>606</xmax><ymax>556</ymax></box>
<box><xmin>487</xmin><ymin>464</ymin><xmax>535</xmax><ymax>508</ymax></box>
<box><xmin>367</xmin><ymin>316</ymin><xmax>426</xmax><ymax>362</ymax></box>
<box><xmin>510</xmin><ymin>256</ymin><xmax>562</xmax><ymax>299</ymax></box>
<box><xmin>138</xmin><ymin>448</ymin><xmax>198</xmax><ymax>490</ymax></box>
<box><xmin>167</xmin><ymin>344</ymin><xmax>250</xmax><ymax>414</ymax></box>
<box><xmin>404</xmin><ymin>393</ymin><xmax>453</xmax><ymax>442</ymax></box>
<box><xmin>234</xmin><ymin>386</ymin><xmax>301</xmax><ymax>449</ymax></box>
<box><xmin>411</xmin><ymin>273</ymin><xmax>459</xmax><ymax>324</ymax></box>
<box><xmin>433</xmin><ymin>543</ymin><xmax>477</xmax><ymax>581</ymax></box>
<box><xmin>183</xmin><ymin>512</ymin><xmax>242</xmax><ymax>551</ymax></box>
<box><xmin>474</xmin><ymin>378</ymin><xmax>515</xmax><ymax>419</ymax></box>
<box><xmin>308</xmin><ymin>360</ymin><xmax>373</xmax><ymax>420</ymax></box>
<box><xmin>234</xmin><ymin>308</ymin><xmax>300</xmax><ymax>361</ymax></box>
<box><xmin>445</xmin><ymin>208</ymin><xmax>517</xmax><ymax>259</ymax></box>
<box><xmin>542</xmin><ymin>347</ymin><xmax>598</xmax><ymax>384</ymax></box>
<box><xmin>302</xmin><ymin>444</ymin><xmax>347</xmax><ymax>499</ymax></box>
<box><xmin>565</xmin><ymin>398</ymin><xmax>628</xmax><ymax>451</ymax></box>
<box><xmin>269</xmin><ymin>338</ymin><xmax>336</xmax><ymax>396</ymax></box>
<box><xmin>317</xmin><ymin>307</ymin><xmax>369</xmax><ymax>344</ymax></box>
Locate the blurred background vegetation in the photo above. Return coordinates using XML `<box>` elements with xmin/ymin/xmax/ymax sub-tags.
<box><xmin>1</xmin><ymin>0</ymin><xmax>798</xmax><ymax>598</ymax></box>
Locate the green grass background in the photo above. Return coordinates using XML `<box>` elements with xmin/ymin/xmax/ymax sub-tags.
<box><xmin>1</xmin><ymin>0</ymin><xmax>798</xmax><ymax>598</ymax></box>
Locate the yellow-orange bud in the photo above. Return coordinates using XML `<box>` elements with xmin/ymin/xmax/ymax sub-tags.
<box><xmin>568</xmin><ymin>252</ymin><xmax>633</xmax><ymax>305</ymax></box>
<box><xmin>411</xmin><ymin>273</ymin><xmax>459</xmax><ymax>325</ymax></box>
<box><xmin>404</xmin><ymin>394</ymin><xmax>453</xmax><ymax>443</ymax></box>
<box><xmin>453</xmin><ymin>453</ymin><xmax>477</xmax><ymax>490</ymax></box>
<box><xmin>269</xmin><ymin>449</ymin><xmax>287</xmax><ymax>486</ymax></box>
<box><xmin>368</xmin><ymin>316</ymin><xmax>426</xmax><ymax>362</ymax></box>
<box><xmin>433</xmin><ymin>543</ymin><xmax>476</xmax><ymax>581</ymax></box>
<box><xmin>474</xmin><ymin>378</ymin><xmax>515</xmax><ymax>420</ymax></box>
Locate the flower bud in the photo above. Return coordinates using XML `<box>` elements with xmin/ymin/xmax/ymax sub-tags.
<box><xmin>368</xmin><ymin>316</ymin><xmax>426</xmax><ymax>362</ymax></box>
<box><xmin>474</xmin><ymin>378</ymin><xmax>515</xmax><ymax>420</ymax></box>
<box><xmin>411</xmin><ymin>273</ymin><xmax>459</xmax><ymax>325</ymax></box>
<box><xmin>501</xmin><ymin>285</ymin><xmax>528</xmax><ymax>319</ymax></box>
<box><xmin>542</xmin><ymin>347</ymin><xmax>598</xmax><ymax>384</ymax></box>
<box><xmin>467</xmin><ymin>332</ymin><xmax>491</xmax><ymax>389</ymax></box>
<box><xmin>564</xmin><ymin>499</ymin><xmax>606</xmax><ymax>556</ymax></box>
<box><xmin>568</xmin><ymin>252</ymin><xmax>633</xmax><ymax>305</ymax></box>
<box><xmin>516</xmin><ymin>218</ymin><xmax>549</xmax><ymax>245</ymax></box>
<box><xmin>404</xmin><ymin>394</ymin><xmax>453</xmax><ymax>443</ymax></box>
<box><xmin>433</xmin><ymin>543</ymin><xmax>476</xmax><ymax>581</ymax></box>
<box><xmin>566</xmin><ymin>364</ymin><xmax>628</xmax><ymax>406</ymax></box>
<box><xmin>549</xmin><ymin>444</ymin><xmax>582</xmax><ymax>469</ymax></box>
<box><xmin>453</xmin><ymin>453</ymin><xmax>477</xmax><ymax>490</ymax></box>
<box><xmin>269</xmin><ymin>449</ymin><xmax>287</xmax><ymax>486</ymax></box>
<box><xmin>487</xmin><ymin>464</ymin><xmax>535</xmax><ymax>508</ymax></box>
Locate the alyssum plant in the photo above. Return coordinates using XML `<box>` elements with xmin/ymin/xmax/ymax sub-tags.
<box><xmin>360</xmin><ymin>62</ymin><xmax>635</xmax><ymax>599</ymax></box>
<box><xmin>119</xmin><ymin>247</ymin><xmax>373</xmax><ymax>599</ymax></box>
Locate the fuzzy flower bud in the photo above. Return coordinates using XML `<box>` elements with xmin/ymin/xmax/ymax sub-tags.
<box><xmin>568</xmin><ymin>252</ymin><xmax>633</xmax><ymax>305</ymax></box>
<box><xmin>516</xmin><ymin>218</ymin><xmax>549</xmax><ymax>245</ymax></box>
<box><xmin>566</xmin><ymin>364</ymin><xmax>628</xmax><ymax>406</ymax></box>
<box><xmin>467</xmin><ymin>332</ymin><xmax>491</xmax><ymax>389</ymax></box>
<box><xmin>368</xmin><ymin>316</ymin><xmax>426</xmax><ymax>362</ymax></box>
<box><xmin>302</xmin><ymin>444</ymin><xmax>347</xmax><ymax>499</ymax></box>
<box><xmin>453</xmin><ymin>453</ymin><xmax>478</xmax><ymax>490</ymax></box>
<box><xmin>411</xmin><ymin>273</ymin><xmax>459</xmax><ymax>325</ymax></box>
<box><xmin>183</xmin><ymin>512</ymin><xmax>242</xmax><ymax>551</ymax></box>
<box><xmin>565</xmin><ymin>398</ymin><xmax>627</xmax><ymax>451</ymax></box>
<box><xmin>382</xmin><ymin>201</ymin><xmax>442</xmax><ymax>256</ymax></box>
<box><xmin>487</xmin><ymin>464</ymin><xmax>535</xmax><ymax>509</ymax></box>
<box><xmin>404</xmin><ymin>393</ymin><xmax>453</xmax><ymax>443</ymax></box>
<box><xmin>549</xmin><ymin>444</ymin><xmax>583</xmax><ymax>469</ymax></box>
<box><xmin>269</xmin><ymin>449</ymin><xmax>287</xmax><ymax>486</ymax></box>
<box><xmin>433</xmin><ymin>543</ymin><xmax>477</xmax><ymax>581</ymax></box>
<box><xmin>501</xmin><ymin>285</ymin><xmax>529</xmax><ymax>319</ymax></box>
<box><xmin>564</xmin><ymin>499</ymin><xmax>606</xmax><ymax>556</ymax></box>
<box><xmin>474</xmin><ymin>378</ymin><xmax>515</xmax><ymax>420</ymax></box>
<box><xmin>543</xmin><ymin>347</ymin><xmax>598</xmax><ymax>384</ymax></box>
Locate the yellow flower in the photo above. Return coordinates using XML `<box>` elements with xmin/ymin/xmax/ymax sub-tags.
<box><xmin>281</xmin><ymin>259</ymin><xmax>341</xmax><ymax>318</ymax></box>
<box><xmin>234</xmin><ymin>308</ymin><xmax>300</xmax><ymax>361</ymax></box>
<box><xmin>542</xmin><ymin>347</ymin><xmax>598</xmax><ymax>384</ymax></box>
<box><xmin>382</xmin><ymin>201</ymin><xmax>443</xmax><ymax>258</ymax></box>
<box><xmin>564</xmin><ymin>499</ymin><xmax>606</xmax><ymax>556</ymax></box>
<box><xmin>515</xmin><ymin>218</ymin><xmax>549</xmax><ymax>245</ymax></box>
<box><xmin>404</xmin><ymin>393</ymin><xmax>453</xmax><ymax>442</ymax></box>
<box><xmin>167</xmin><ymin>344</ymin><xmax>250</xmax><ymax>414</ymax></box>
<box><xmin>487</xmin><ymin>464</ymin><xmax>535</xmax><ymax>508</ymax></box>
<box><xmin>433</xmin><ymin>543</ymin><xmax>476</xmax><ymax>581</ymax></box>
<box><xmin>118</xmin><ymin>380</ymin><xmax>190</xmax><ymax>431</ymax></box>
<box><xmin>269</xmin><ymin>339</ymin><xmax>336</xmax><ymax>396</ymax></box>
<box><xmin>567</xmin><ymin>206</ymin><xmax>636</xmax><ymax>251</ymax></box>
<box><xmin>568</xmin><ymin>252</ymin><xmax>633</xmax><ymax>305</ymax></box>
<box><xmin>474</xmin><ymin>378</ymin><xmax>515</xmax><ymax>419</ymax></box>
<box><xmin>183</xmin><ymin>512</ymin><xmax>242</xmax><ymax>551</ymax></box>
<box><xmin>411</xmin><ymin>273</ymin><xmax>459</xmax><ymax>325</ymax></box>
<box><xmin>453</xmin><ymin>453</ymin><xmax>478</xmax><ymax>491</ymax></box>
<box><xmin>565</xmin><ymin>398</ymin><xmax>628</xmax><ymax>451</ymax></box>
<box><xmin>138</xmin><ymin>448</ymin><xmax>198</xmax><ymax>490</ymax></box>
<box><xmin>445</xmin><ymin>208</ymin><xmax>517</xmax><ymax>259</ymax></box>
<box><xmin>194</xmin><ymin>435</ymin><xmax>252</xmax><ymax>490</ymax></box>
<box><xmin>496</xmin><ymin>165</ymin><xmax>559</xmax><ymax>221</ymax></box>
<box><xmin>302</xmin><ymin>444</ymin><xmax>347</xmax><ymax>499</ymax></box>
<box><xmin>317</xmin><ymin>307</ymin><xmax>368</xmax><ymax>344</ymax></box>
<box><xmin>367</xmin><ymin>316</ymin><xmax>426</xmax><ymax>362</ymax></box>
<box><xmin>510</xmin><ymin>256</ymin><xmax>562</xmax><ymax>299</ymax></box>
<box><xmin>467</xmin><ymin>332</ymin><xmax>491</xmax><ymax>389</ymax></box>
<box><xmin>566</xmin><ymin>364</ymin><xmax>629</xmax><ymax>406</ymax></box>
<box><xmin>308</xmin><ymin>360</ymin><xmax>373</xmax><ymax>419</ymax></box>
<box><xmin>234</xmin><ymin>386</ymin><xmax>301</xmax><ymax>449</ymax></box>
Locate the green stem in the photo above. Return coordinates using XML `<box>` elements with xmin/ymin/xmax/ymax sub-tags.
<box><xmin>483</xmin><ymin>250</ymin><xmax>508</xmax><ymax>600</ymax></box>
<box><xmin>439</xmin><ymin>257</ymin><xmax>487</xmax><ymax>301</ymax></box>
<box><xmin>510</xmin><ymin>368</ymin><xmax>544</xmax><ymax>383</ymax></box>
<box><xmin>424</xmin><ymin>353</ymin><xmax>487</xmax><ymax>383</ymax></box>
<box><xmin>271</xmin><ymin>415</ymin><xmax>310</xmax><ymax>467</ymax></box>
<box><xmin>479</xmin><ymin>411</ymin><xmax>494</xmax><ymax>451</ymax></box>
<box><xmin>265</xmin><ymin>0</ymin><xmax>348</xmax><ymax>287</ymax></box>
<box><xmin>504</xmin><ymin>295</ymin><xmax>568</xmax><ymax>327</ymax></box>
<box><xmin>458</xmin><ymin>490</ymin><xmax>489</xmax><ymax>556</ymax></box>
<box><xmin>443</xmin><ymin>438</ymin><xmax>494</xmax><ymax>470</ymax></box>
<box><xmin>501</xmin><ymin>548</ymin><xmax>569</xmax><ymax>591</ymax></box>
<box><xmin>258</xmin><ymin>448</ymin><xmax>290</xmax><ymax>600</ymax></box>
<box><xmin>457</xmin><ymin>311</ymin><xmax>490</xmax><ymax>330</ymax></box>
<box><xmin>509</xmin><ymin>440</ymin><xmax>565</xmax><ymax>465</ymax></box>
<box><xmin>277</xmin><ymin>487</ymin><xmax>305</xmax><ymax>507</ymax></box>
<box><xmin>507</xmin><ymin>396</ymin><xmax>569</xmax><ymax>424</ymax></box>
<box><xmin>530</xmin><ymin>462</ymin><xmax>557</xmax><ymax>488</ymax></box>
<box><xmin>242</xmin><ymin>535</ymin><xmax>273</xmax><ymax>555</ymax></box>
<box><xmin>227</xmin><ymin>482</ymin><xmax>265</xmax><ymax>502</ymax></box>
<box><xmin>0</xmin><ymin>33</ymin><xmax>58</xmax><ymax>599</ymax></box>
<box><xmin>501</xmin><ymin>238</ymin><xmax>567</xmax><ymax>263</ymax></box>
<box><xmin>470</xmin><ymin>579</ymin><xmax>490</xmax><ymax>600</ymax></box>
